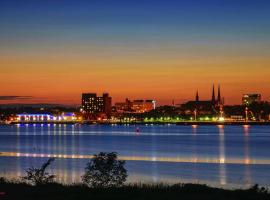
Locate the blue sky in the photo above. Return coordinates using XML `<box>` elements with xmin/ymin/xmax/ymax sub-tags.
<box><xmin>1</xmin><ymin>0</ymin><xmax>270</xmax><ymax>43</ymax></box>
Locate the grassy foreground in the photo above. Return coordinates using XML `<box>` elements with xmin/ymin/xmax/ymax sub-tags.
<box><xmin>0</xmin><ymin>180</ymin><xmax>269</xmax><ymax>200</ymax></box>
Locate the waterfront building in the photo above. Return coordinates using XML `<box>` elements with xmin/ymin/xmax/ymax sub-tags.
<box><xmin>242</xmin><ymin>94</ymin><xmax>261</xmax><ymax>106</ymax></box>
<box><xmin>114</xmin><ymin>99</ymin><xmax>156</xmax><ymax>113</ymax></box>
<box><xmin>230</xmin><ymin>115</ymin><xmax>245</xmax><ymax>121</ymax></box>
<box><xmin>16</xmin><ymin>113</ymin><xmax>79</xmax><ymax>123</ymax></box>
<box><xmin>81</xmin><ymin>93</ymin><xmax>112</xmax><ymax>119</ymax></box>
<box><xmin>114</xmin><ymin>98</ymin><xmax>132</xmax><ymax>113</ymax></box>
<box><xmin>132</xmin><ymin>100</ymin><xmax>156</xmax><ymax>113</ymax></box>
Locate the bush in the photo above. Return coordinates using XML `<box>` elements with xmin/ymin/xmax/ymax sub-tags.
<box><xmin>22</xmin><ymin>158</ymin><xmax>56</xmax><ymax>185</ymax></box>
<box><xmin>82</xmin><ymin>152</ymin><xmax>127</xmax><ymax>188</ymax></box>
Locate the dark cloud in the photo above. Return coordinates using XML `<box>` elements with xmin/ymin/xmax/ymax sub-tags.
<box><xmin>0</xmin><ymin>96</ymin><xmax>33</xmax><ymax>101</ymax></box>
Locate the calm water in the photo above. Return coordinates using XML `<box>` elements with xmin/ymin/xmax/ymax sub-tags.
<box><xmin>0</xmin><ymin>124</ymin><xmax>270</xmax><ymax>188</ymax></box>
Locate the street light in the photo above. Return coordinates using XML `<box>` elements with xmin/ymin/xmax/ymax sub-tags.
<box><xmin>194</xmin><ymin>109</ymin><xmax>197</xmax><ymax>121</ymax></box>
<box><xmin>245</xmin><ymin>107</ymin><xmax>248</xmax><ymax>122</ymax></box>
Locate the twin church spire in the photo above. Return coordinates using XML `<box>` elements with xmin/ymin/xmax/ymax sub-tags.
<box><xmin>196</xmin><ymin>84</ymin><xmax>222</xmax><ymax>105</ymax></box>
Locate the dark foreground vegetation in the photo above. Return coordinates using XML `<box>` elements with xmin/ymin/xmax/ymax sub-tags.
<box><xmin>0</xmin><ymin>179</ymin><xmax>269</xmax><ymax>200</ymax></box>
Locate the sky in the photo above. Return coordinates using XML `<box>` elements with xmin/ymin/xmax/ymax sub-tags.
<box><xmin>0</xmin><ymin>0</ymin><xmax>270</xmax><ymax>105</ymax></box>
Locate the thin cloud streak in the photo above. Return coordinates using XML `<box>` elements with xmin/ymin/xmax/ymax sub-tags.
<box><xmin>0</xmin><ymin>96</ymin><xmax>33</xmax><ymax>101</ymax></box>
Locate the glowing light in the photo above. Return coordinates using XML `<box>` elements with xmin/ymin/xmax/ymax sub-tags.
<box><xmin>218</xmin><ymin>117</ymin><xmax>225</xmax><ymax>122</ymax></box>
<box><xmin>244</xmin><ymin>158</ymin><xmax>251</xmax><ymax>165</ymax></box>
<box><xmin>212</xmin><ymin>117</ymin><xmax>218</xmax><ymax>121</ymax></box>
<box><xmin>220</xmin><ymin>158</ymin><xmax>225</xmax><ymax>164</ymax></box>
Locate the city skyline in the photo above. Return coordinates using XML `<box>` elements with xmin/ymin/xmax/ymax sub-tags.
<box><xmin>0</xmin><ymin>84</ymin><xmax>268</xmax><ymax>106</ymax></box>
<box><xmin>0</xmin><ymin>0</ymin><xmax>270</xmax><ymax>105</ymax></box>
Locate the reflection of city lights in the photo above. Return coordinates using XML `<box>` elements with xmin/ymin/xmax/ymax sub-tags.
<box><xmin>218</xmin><ymin>125</ymin><xmax>224</xmax><ymax>129</ymax></box>
<box><xmin>243</xmin><ymin>125</ymin><xmax>250</xmax><ymax>135</ymax></box>
<box><xmin>220</xmin><ymin>158</ymin><xmax>225</xmax><ymax>164</ymax></box>
<box><xmin>151</xmin><ymin>157</ymin><xmax>157</xmax><ymax>161</ymax></box>
<box><xmin>244</xmin><ymin>158</ymin><xmax>250</xmax><ymax>165</ymax></box>
<box><xmin>2</xmin><ymin>152</ymin><xmax>270</xmax><ymax>165</ymax></box>
<box><xmin>192</xmin><ymin>125</ymin><xmax>198</xmax><ymax>128</ymax></box>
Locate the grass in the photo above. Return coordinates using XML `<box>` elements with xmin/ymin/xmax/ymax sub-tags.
<box><xmin>0</xmin><ymin>178</ymin><xmax>269</xmax><ymax>200</ymax></box>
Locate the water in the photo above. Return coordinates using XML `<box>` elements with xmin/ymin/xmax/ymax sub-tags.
<box><xmin>0</xmin><ymin>124</ymin><xmax>269</xmax><ymax>188</ymax></box>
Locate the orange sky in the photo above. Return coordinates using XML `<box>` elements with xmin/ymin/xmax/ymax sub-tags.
<box><xmin>0</xmin><ymin>49</ymin><xmax>269</xmax><ymax>105</ymax></box>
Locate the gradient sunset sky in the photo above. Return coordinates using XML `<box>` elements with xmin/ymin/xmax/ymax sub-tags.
<box><xmin>0</xmin><ymin>0</ymin><xmax>269</xmax><ymax>105</ymax></box>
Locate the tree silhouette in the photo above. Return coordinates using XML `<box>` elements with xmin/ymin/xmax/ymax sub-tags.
<box><xmin>22</xmin><ymin>158</ymin><xmax>56</xmax><ymax>185</ymax></box>
<box><xmin>82</xmin><ymin>152</ymin><xmax>127</xmax><ymax>187</ymax></box>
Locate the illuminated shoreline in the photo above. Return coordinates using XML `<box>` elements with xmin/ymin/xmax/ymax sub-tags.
<box><xmin>6</xmin><ymin>121</ymin><xmax>270</xmax><ymax>126</ymax></box>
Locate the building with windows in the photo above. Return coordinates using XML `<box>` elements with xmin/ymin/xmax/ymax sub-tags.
<box><xmin>242</xmin><ymin>94</ymin><xmax>261</xmax><ymax>106</ymax></box>
<box><xmin>114</xmin><ymin>98</ymin><xmax>156</xmax><ymax>113</ymax></box>
<box><xmin>114</xmin><ymin>98</ymin><xmax>132</xmax><ymax>113</ymax></box>
<box><xmin>81</xmin><ymin>93</ymin><xmax>112</xmax><ymax>119</ymax></box>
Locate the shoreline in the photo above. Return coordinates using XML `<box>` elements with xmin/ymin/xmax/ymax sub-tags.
<box><xmin>4</xmin><ymin>121</ymin><xmax>270</xmax><ymax>126</ymax></box>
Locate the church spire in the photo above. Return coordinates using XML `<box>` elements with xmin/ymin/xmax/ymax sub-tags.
<box><xmin>212</xmin><ymin>84</ymin><xmax>216</xmax><ymax>104</ymax></box>
<box><xmin>217</xmin><ymin>84</ymin><xmax>221</xmax><ymax>105</ymax></box>
<box><xmin>196</xmin><ymin>90</ymin><xmax>199</xmax><ymax>102</ymax></box>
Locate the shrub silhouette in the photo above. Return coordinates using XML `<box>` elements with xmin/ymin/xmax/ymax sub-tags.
<box><xmin>82</xmin><ymin>152</ymin><xmax>127</xmax><ymax>187</ymax></box>
<box><xmin>22</xmin><ymin>158</ymin><xmax>56</xmax><ymax>185</ymax></box>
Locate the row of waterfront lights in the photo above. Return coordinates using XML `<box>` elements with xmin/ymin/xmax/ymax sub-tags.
<box><xmin>144</xmin><ymin>117</ymin><xmax>221</xmax><ymax>122</ymax></box>
<box><xmin>16</xmin><ymin>114</ymin><xmax>80</xmax><ymax>122</ymax></box>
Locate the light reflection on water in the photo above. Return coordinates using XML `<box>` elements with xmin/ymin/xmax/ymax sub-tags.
<box><xmin>218</xmin><ymin>125</ymin><xmax>226</xmax><ymax>185</ymax></box>
<box><xmin>0</xmin><ymin>124</ymin><xmax>270</xmax><ymax>188</ymax></box>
